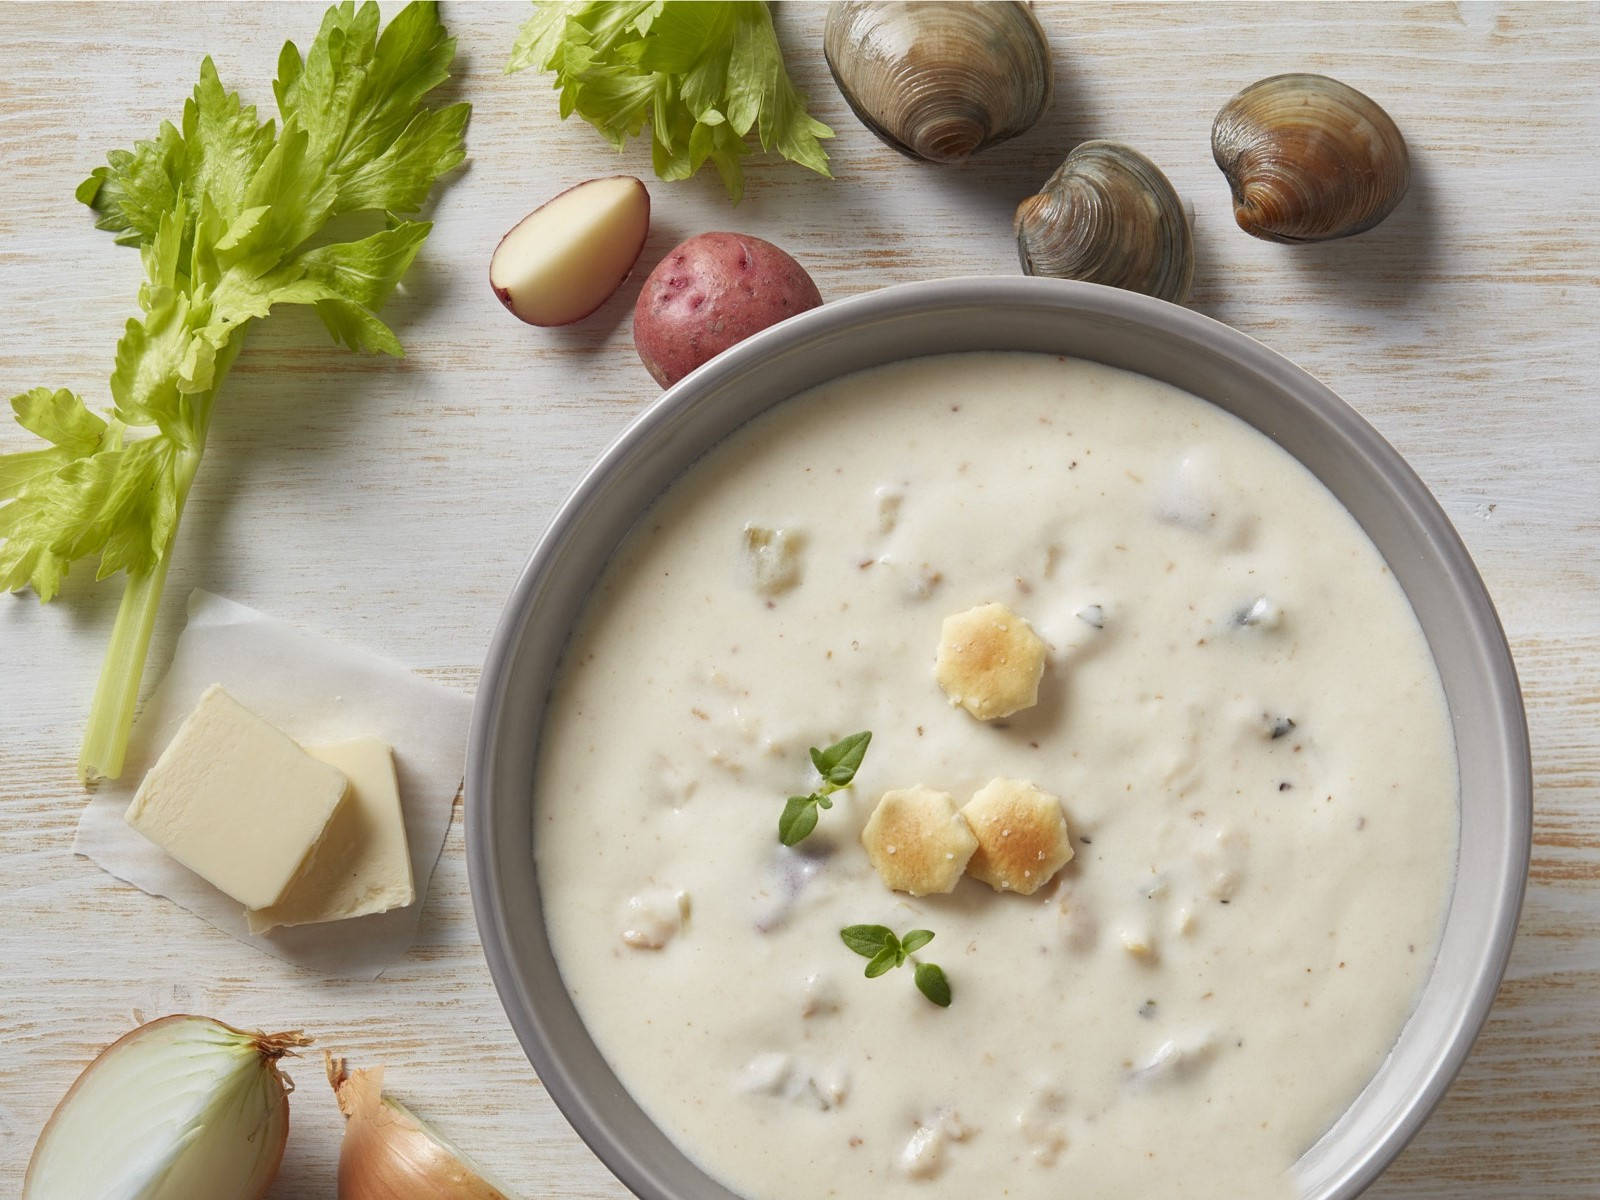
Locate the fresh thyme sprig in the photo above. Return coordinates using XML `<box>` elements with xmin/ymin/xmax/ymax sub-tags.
<box><xmin>777</xmin><ymin>730</ymin><xmax>870</xmax><ymax>846</ymax></box>
<box><xmin>840</xmin><ymin>925</ymin><xmax>952</xmax><ymax>1008</ymax></box>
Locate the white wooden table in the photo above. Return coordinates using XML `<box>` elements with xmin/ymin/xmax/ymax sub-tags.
<box><xmin>2</xmin><ymin>3</ymin><xmax>1596</xmax><ymax>1196</ymax></box>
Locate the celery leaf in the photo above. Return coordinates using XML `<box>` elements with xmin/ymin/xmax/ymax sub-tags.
<box><xmin>508</xmin><ymin>0</ymin><xmax>832</xmax><ymax>203</ymax></box>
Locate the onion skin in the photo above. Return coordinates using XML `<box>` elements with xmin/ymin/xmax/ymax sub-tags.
<box><xmin>329</xmin><ymin>1054</ymin><xmax>513</xmax><ymax>1199</ymax></box>
<box><xmin>24</xmin><ymin>1014</ymin><xmax>308</xmax><ymax>1200</ymax></box>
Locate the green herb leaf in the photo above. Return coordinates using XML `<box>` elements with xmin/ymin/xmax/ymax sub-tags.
<box><xmin>900</xmin><ymin>929</ymin><xmax>934</xmax><ymax>955</ymax></box>
<box><xmin>2</xmin><ymin>1</ymin><xmax>468</xmax><ymax>781</ymax></box>
<box><xmin>777</xmin><ymin>730</ymin><xmax>869</xmax><ymax>845</ymax></box>
<box><xmin>295</xmin><ymin>221</ymin><xmax>434</xmax><ymax>309</ymax></box>
<box><xmin>10</xmin><ymin>388</ymin><xmax>110</xmax><ymax>454</ymax></box>
<box><xmin>184</xmin><ymin>58</ymin><xmax>279</xmax><ymax>225</ymax></box>
<box><xmin>840</xmin><ymin>924</ymin><xmax>895</xmax><ymax>959</ymax></box>
<box><xmin>506</xmin><ymin>1</ymin><xmax>832</xmax><ymax>203</ymax></box>
<box><xmin>77</xmin><ymin>125</ymin><xmax>184</xmax><ymax>248</ymax></box>
<box><xmin>778</xmin><ymin>795</ymin><xmax>819</xmax><ymax>847</ymax></box>
<box><xmin>864</xmin><ymin>946</ymin><xmax>899</xmax><ymax>978</ymax></box>
<box><xmin>841</xmin><ymin>924</ymin><xmax>952</xmax><ymax>1007</ymax></box>
<box><xmin>810</xmin><ymin>730</ymin><xmax>871</xmax><ymax>788</ymax></box>
<box><xmin>914</xmin><ymin>962</ymin><xmax>952</xmax><ymax>1008</ymax></box>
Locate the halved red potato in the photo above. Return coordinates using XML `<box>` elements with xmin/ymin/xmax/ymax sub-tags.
<box><xmin>490</xmin><ymin>176</ymin><xmax>651</xmax><ymax>327</ymax></box>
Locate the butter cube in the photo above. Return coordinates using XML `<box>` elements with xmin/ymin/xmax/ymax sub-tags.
<box><xmin>246</xmin><ymin>739</ymin><xmax>415</xmax><ymax>932</ymax></box>
<box><xmin>125</xmin><ymin>686</ymin><xmax>349</xmax><ymax>910</ymax></box>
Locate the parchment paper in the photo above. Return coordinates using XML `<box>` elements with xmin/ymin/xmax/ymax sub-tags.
<box><xmin>74</xmin><ymin>590</ymin><xmax>473</xmax><ymax>979</ymax></box>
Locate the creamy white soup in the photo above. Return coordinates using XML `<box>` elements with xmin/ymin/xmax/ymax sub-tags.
<box><xmin>533</xmin><ymin>353</ymin><xmax>1457</xmax><ymax>1200</ymax></box>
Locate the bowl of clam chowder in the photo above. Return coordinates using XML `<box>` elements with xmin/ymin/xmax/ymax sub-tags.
<box><xmin>467</xmin><ymin>277</ymin><xmax>1530</xmax><ymax>1200</ymax></box>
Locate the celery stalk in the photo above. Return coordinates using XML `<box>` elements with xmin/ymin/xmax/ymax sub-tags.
<box><xmin>0</xmin><ymin>2</ymin><xmax>469</xmax><ymax>780</ymax></box>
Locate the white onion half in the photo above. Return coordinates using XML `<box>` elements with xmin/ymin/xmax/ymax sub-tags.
<box><xmin>24</xmin><ymin>1014</ymin><xmax>307</xmax><ymax>1200</ymax></box>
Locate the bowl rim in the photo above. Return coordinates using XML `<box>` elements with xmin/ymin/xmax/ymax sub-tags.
<box><xmin>466</xmin><ymin>276</ymin><xmax>1531</xmax><ymax>1200</ymax></box>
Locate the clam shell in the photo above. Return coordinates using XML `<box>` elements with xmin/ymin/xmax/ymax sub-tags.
<box><xmin>1014</xmin><ymin>141</ymin><xmax>1195</xmax><ymax>304</ymax></box>
<box><xmin>1212</xmin><ymin>73</ymin><xmax>1409</xmax><ymax>243</ymax></box>
<box><xmin>823</xmin><ymin>1</ymin><xmax>1052</xmax><ymax>164</ymax></box>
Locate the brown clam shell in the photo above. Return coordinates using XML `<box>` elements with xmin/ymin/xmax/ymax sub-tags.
<box><xmin>1212</xmin><ymin>73</ymin><xmax>1410</xmax><ymax>243</ymax></box>
<box><xmin>823</xmin><ymin>1</ymin><xmax>1053</xmax><ymax>164</ymax></box>
<box><xmin>1014</xmin><ymin>140</ymin><xmax>1195</xmax><ymax>304</ymax></box>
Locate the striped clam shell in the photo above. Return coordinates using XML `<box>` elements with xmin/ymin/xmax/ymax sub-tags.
<box><xmin>1212</xmin><ymin>73</ymin><xmax>1410</xmax><ymax>243</ymax></box>
<box><xmin>1014</xmin><ymin>141</ymin><xmax>1195</xmax><ymax>304</ymax></box>
<box><xmin>823</xmin><ymin>1</ymin><xmax>1053</xmax><ymax>165</ymax></box>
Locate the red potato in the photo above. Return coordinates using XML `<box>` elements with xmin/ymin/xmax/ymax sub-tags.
<box><xmin>632</xmin><ymin>233</ymin><xmax>823</xmax><ymax>388</ymax></box>
<box><xmin>490</xmin><ymin>176</ymin><xmax>650</xmax><ymax>326</ymax></box>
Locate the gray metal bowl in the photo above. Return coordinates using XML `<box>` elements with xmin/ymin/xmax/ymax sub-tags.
<box><xmin>466</xmin><ymin>277</ymin><xmax>1531</xmax><ymax>1200</ymax></box>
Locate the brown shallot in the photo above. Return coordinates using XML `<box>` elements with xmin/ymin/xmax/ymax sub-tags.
<box><xmin>328</xmin><ymin>1053</ymin><xmax>514</xmax><ymax>1199</ymax></box>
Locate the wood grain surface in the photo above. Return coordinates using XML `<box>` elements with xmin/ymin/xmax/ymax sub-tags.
<box><xmin>2</xmin><ymin>3</ymin><xmax>1596</xmax><ymax>1196</ymax></box>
